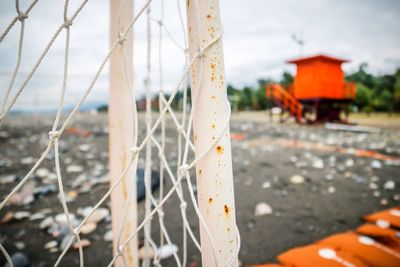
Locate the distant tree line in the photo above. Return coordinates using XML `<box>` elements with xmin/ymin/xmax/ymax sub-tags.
<box><xmin>226</xmin><ymin>64</ymin><xmax>400</xmax><ymax>113</ymax></box>
<box><xmin>346</xmin><ymin>64</ymin><xmax>400</xmax><ymax>113</ymax></box>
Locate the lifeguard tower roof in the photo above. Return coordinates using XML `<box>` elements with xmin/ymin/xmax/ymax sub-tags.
<box><xmin>283</xmin><ymin>53</ymin><xmax>354</xmax><ymax>101</ymax></box>
<box><xmin>287</xmin><ymin>54</ymin><xmax>349</xmax><ymax>64</ymax></box>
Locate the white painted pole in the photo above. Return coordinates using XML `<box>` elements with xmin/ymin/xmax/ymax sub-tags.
<box><xmin>109</xmin><ymin>1</ymin><xmax>138</xmax><ymax>267</ymax></box>
<box><xmin>186</xmin><ymin>1</ymin><xmax>238</xmax><ymax>266</ymax></box>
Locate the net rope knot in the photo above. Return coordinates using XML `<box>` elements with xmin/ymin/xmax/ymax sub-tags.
<box><xmin>117</xmin><ymin>245</ymin><xmax>124</xmax><ymax>256</ymax></box>
<box><xmin>129</xmin><ymin>146</ymin><xmax>140</xmax><ymax>156</ymax></box>
<box><xmin>72</xmin><ymin>228</ymin><xmax>80</xmax><ymax>237</ymax></box>
<box><xmin>63</xmin><ymin>19</ymin><xmax>73</xmax><ymax>29</ymax></box>
<box><xmin>17</xmin><ymin>13</ymin><xmax>28</xmax><ymax>22</ymax></box>
<box><xmin>197</xmin><ymin>47</ymin><xmax>205</xmax><ymax>58</ymax></box>
<box><xmin>177</xmin><ymin>124</ymin><xmax>185</xmax><ymax>134</ymax></box>
<box><xmin>118</xmin><ymin>32</ymin><xmax>126</xmax><ymax>45</ymax></box>
<box><xmin>48</xmin><ymin>130</ymin><xmax>60</xmax><ymax>140</ymax></box>
<box><xmin>153</xmin><ymin>259</ymin><xmax>161</xmax><ymax>267</ymax></box>
<box><xmin>179</xmin><ymin>164</ymin><xmax>190</xmax><ymax>177</ymax></box>
<box><xmin>180</xmin><ymin>202</ymin><xmax>187</xmax><ymax>210</ymax></box>
<box><xmin>158</xmin><ymin>210</ymin><xmax>165</xmax><ymax>218</ymax></box>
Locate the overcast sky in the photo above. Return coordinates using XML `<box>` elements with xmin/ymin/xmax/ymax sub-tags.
<box><xmin>0</xmin><ymin>0</ymin><xmax>399</xmax><ymax>111</ymax></box>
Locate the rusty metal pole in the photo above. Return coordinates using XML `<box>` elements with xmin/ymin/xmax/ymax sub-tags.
<box><xmin>109</xmin><ymin>1</ymin><xmax>138</xmax><ymax>266</ymax></box>
<box><xmin>186</xmin><ymin>0</ymin><xmax>238</xmax><ymax>266</ymax></box>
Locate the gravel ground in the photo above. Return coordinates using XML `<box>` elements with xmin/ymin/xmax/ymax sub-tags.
<box><xmin>0</xmin><ymin>112</ymin><xmax>399</xmax><ymax>266</ymax></box>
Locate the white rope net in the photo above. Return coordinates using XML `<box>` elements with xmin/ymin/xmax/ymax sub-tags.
<box><xmin>0</xmin><ymin>0</ymin><xmax>239</xmax><ymax>266</ymax></box>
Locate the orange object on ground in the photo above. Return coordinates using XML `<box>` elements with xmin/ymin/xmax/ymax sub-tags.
<box><xmin>357</xmin><ymin>223</ymin><xmax>400</xmax><ymax>252</ymax></box>
<box><xmin>247</xmin><ymin>264</ymin><xmax>284</xmax><ymax>267</ymax></box>
<box><xmin>65</xmin><ymin>127</ymin><xmax>93</xmax><ymax>138</ymax></box>
<box><xmin>230</xmin><ymin>133</ymin><xmax>245</xmax><ymax>141</ymax></box>
<box><xmin>319</xmin><ymin>232</ymin><xmax>400</xmax><ymax>267</ymax></box>
<box><xmin>277</xmin><ymin>244</ymin><xmax>368</xmax><ymax>267</ymax></box>
<box><xmin>364</xmin><ymin>207</ymin><xmax>400</xmax><ymax>229</ymax></box>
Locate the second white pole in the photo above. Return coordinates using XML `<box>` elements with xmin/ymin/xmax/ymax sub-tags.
<box><xmin>109</xmin><ymin>1</ymin><xmax>138</xmax><ymax>266</ymax></box>
<box><xmin>186</xmin><ymin>0</ymin><xmax>238</xmax><ymax>266</ymax></box>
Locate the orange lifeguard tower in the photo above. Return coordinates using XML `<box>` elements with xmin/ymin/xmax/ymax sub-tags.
<box><xmin>266</xmin><ymin>54</ymin><xmax>356</xmax><ymax>123</ymax></box>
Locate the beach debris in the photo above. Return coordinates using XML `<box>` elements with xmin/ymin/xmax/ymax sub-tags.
<box><xmin>3</xmin><ymin>252</ymin><xmax>30</xmax><ymax>267</ymax></box>
<box><xmin>325</xmin><ymin>123</ymin><xmax>381</xmax><ymax>133</ymax></box>
<box><xmin>0</xmin><ymin>130</ymin><xmax>10</xmax><ymax>139</ymax></box>
<box><xmin>103</xmin><ymin>230</ymin><xmax>113</xmax><ymax>242</ymax></box>
<box><xmin>328</xmin><ymin>186</ymin><xmax>336</xmax><ymax>194</ymax></box>
<box><xmin>66</xmin><ymin>165</ymin><xmax>84</xmax><ymax>173</ymax></box>
<box><xmin>138</xmin><ymin>244</ymin><xmax>178</xmax><ymax>260</ymax></box>
<box><xmin>80</xmin><ymin>223</ymin><xmax>97</xmax><ymax>235</ymax></box>
<box><xmin>158</xmin><ymin>244</ymin><xmax>179</xmax><ymax>259</ymax></box>
<box><xmin>325</xmin><ymin>174</ymin><xmax>334</xmax><ymax>181</ymax></box>
<box><xmin>137</xmin><ymin>169</ymin><xmax>161</xmax><ymax>201</ymax></box>
<box><xmin>60</xmin><ymin>235</ymin><xmax>73</xmax><ymax>251</ymax></box>
<box><xmin>1</xmin><ymin>212</ymin><xmax>15</xmax><ymax>224</ymax></box>
<box><xmin>230</xmin><ymin>133</ymin><xmax>244</xmax><ymax>141</ymax></box>
<box><xmin>35</xmin><ymin>168</ymin><xmax>50</xmax><ymax>179</ymax></box>
<box><xmin>66</xmin><ymin>190</ymin><xmax>78</xmax><ymax>202</ymax></box>
<box><xmin>344</xmin><ymin>172</ymin><xmax>353</xmax><ymax>179</ymax></box>
<box><xmin>345</xmin><ymin>158</ymin><xmax>355</xmax><ymax>167</ymax></box>
<box><xmin>80</xmin><ymin>208</ymin><xmax>109</xmax><ymax>224</ymax></box>
<box><xmin>369</xmin><ymin>183</ymin><xmax>378</xmax><ymax>190</ymax></box>
<box><xmin>34</xmin><ymin>184</ymin><xmax>57</xmax><ymax>197</ymax></box>
<box><xmin>290</xmin><ymin>175</ymin><xmax>304</xmax><ymax>184</ymax></box>
<box><xmin>0</xmin><ymin>174</ymin><xmax>17</xmax><ymax>184</ymax></box>
<box><xmin>55</xmin><ymin>213</ymin><xmax>77</xmax><ymax>225</ymax></box>
<box><xmin>383</xmin><ymin>180</ymin><xmax>395</xmax><ymax>190</ymax></box>
<box><xmin>371</xmin><ymin>176</ymin><xmax>380</xmax><ymax>182</ymax></box>
<box><xmin>73</xmin><ymin>239</ymin><xmax>91</xmax><ymax>249</ymax></box>
<box><xmin>9</xmin><ymin>182</ymin><xmax>35</xmax><ymax>206</ymax></box>
<box><xmin>20</xmin><ymin>157</ymin><xmax>35</xmax><ymax>165</ymax></box>
<box><xmin>78</xmin><ymin>144</ymin><xmax>91</xmax><ymax>152</ymax></box>
<box><xmin>14</xmin><ymin>242</ymin><xmax>25</xmax><ymax>250</ymax></box>
<box><xmin>254</xmin><ymin>202</ymin><xmax>272</xmax><ymax>216</ymax></box>
<box><xmin>13</xmin><ymin>211</ymin><xmax>30</xmax><ymax>220</ymax></box>
<box><xmin>312</xmin><ymin>157</ymin><xmax>324</xmax><ymax>169</ymax></box>
<box><xmin>44</xmin><ymin>241</ymin><xmax>58</xmax><ymax>250</ymax></box>
<box><xmin>261</xmin><ymin>181</ymin><xmax>271</xmax><ymax>189</ymax></box>
<box><xmin>71</xmin><ymin>174</ymin><xmax>88</xmax><ymax>188</ymax></box>
<box><xmin>40</xmin><ymin>217</ymin><xmax>54</xmax><ymax>230</ymax></box>
<box><xmin>371</xmin><ymin>160</ymin><xmax>382</xmax><ymax>169</ymax></box>
<box><xmin>138</xmin><ymin>247</ymin><xmax>155</xmax><ymax>260</ymax></box>
<box><xmin>65</xmin><ymin>127</ymin><xmax>93</xmax><ymax>138</ymax></box>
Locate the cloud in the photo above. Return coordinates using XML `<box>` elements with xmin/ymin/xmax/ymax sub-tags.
<box><xmin>0</xmin><ymin>0</ymin><xmax>399</xmax><ymax>111</ymax></box>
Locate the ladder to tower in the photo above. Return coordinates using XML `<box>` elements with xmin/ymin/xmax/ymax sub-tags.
<box><xmin>266</xmin><ymin>84</ymin><xmax>303</xmax><ymax>122</ymax></box>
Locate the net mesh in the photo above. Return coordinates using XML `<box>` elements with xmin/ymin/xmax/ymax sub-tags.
<box><xmin>0</xmin><ymin>0</ymin><xmax>240</xmax><ymax>266</ymax></box>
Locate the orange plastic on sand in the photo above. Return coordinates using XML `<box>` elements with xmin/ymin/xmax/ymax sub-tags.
<box><xmin>356</xmin><ymin>223</ymin><xmax>400</xmax><ymax>252</ymax></box>
<box><xmin>363</xmin><ymin>207</ymin><xmax>400</xmax><ymax>229</ymax></box>
<box><xmin>277</xmin><ymin>244</ymin><xmax>368</xmax><ymax>267</ymax></box>
<box><xmin>247</xmin><ymin>264</ymin><xmax>284</xmax><ymax>267</ymax></box>
<box><xmin>318</xmin><ymin>232</ymin><xmax>400</xmax><ymax>267</ymax></box>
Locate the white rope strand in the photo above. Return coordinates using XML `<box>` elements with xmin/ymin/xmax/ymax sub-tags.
<box><xmin>0</xmin><ymin>0</ymin><xmax>89</xmax><ymax>122</ymax></box>
<box><xmin>0</xmin><ymin>243</ymin><xmax>13</xmax><ymax>267</ymax></box>
<box><xmin>0</xmin><ymin>0</ymin><xmax>39</xmax><ymax>43</ymax></box>
<box><xmin>1</xmin><ymin>12</ymin><xmax>26</xmax><ymax>114</ymax></box>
